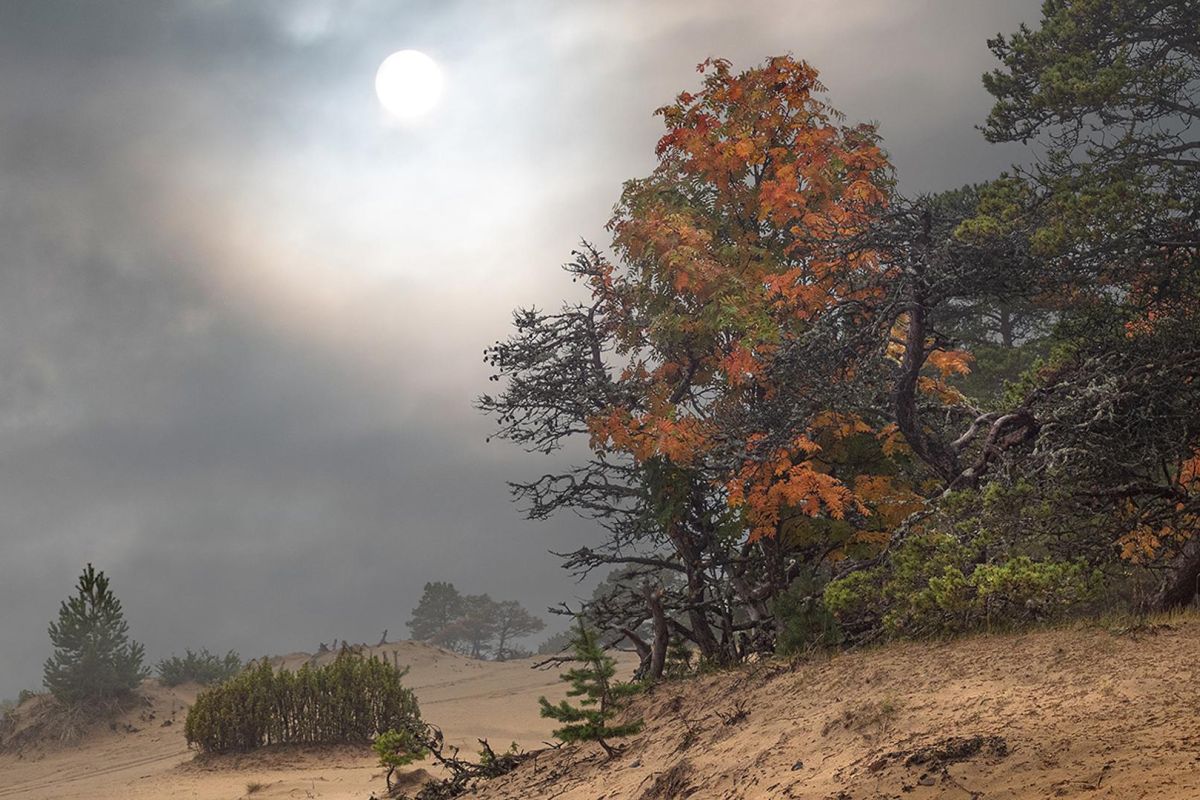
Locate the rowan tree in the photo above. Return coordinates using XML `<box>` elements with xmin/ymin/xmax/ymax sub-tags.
<box><xmin>483</xmin><ymin>57</ymin><xmax>908</xmax><ymax>662</ymax></box>
<box><xmin>596</xmin><ymin>55</ymin><xmax>898</xmax><ymax>545</ymax></box>
<box><xmin>484</xmin><ymin>57</ymin><xmax>1052</xmax><ymax>657</ymax></box>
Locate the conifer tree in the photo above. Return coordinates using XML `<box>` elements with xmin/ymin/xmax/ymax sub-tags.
<box><xmin>441</xmin><ymin>593</ymin><xmax>501</xmax><ymax>658</ymax></box>
<box><xmin>538</xmin><ymin>620</ymin><xmax>642</xmax><ymax>757</ymax></box>
<box><xmin>407</xmin><ymin>581</ymin><xmax>465</xmax><ymax>644</ymax></box>
<box><xmin>372</xmin><ymin>727</ymin><xmax>427</xmax><ymax>792</ymax></box>
<box><xmin>43</xmin><ymin>564</ymin><xmax>146</xmax><ymax>705</ymax></box>
<box><xmin>493</xmin><ymin>600</ymin><xmax>545</xmax><ymax>661</ymax></box>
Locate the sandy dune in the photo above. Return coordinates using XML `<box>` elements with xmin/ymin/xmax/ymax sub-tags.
<box><xmin>473</xmin><ymin>617</ymin><xmax>1200</xmax><ymax>799</ymax></box>
<box><xmin>6</xmin><ymin>620</ymin><xmax>1200</xmax><ymax>799</ymax></box>
<box><xmin>0</xmin><ymin>641</ymin><xmax>595</xmax><ymax>800</ymax></box>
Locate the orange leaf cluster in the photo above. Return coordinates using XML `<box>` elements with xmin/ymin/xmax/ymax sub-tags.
<box><xmin>852</xmin><ymin>474</ymin><xmax>924</xmax><ymax>530</ymax></box>
<box><xmin>587</xmin><ymin>406</ymin><xmax>713</xmax><ymax>466</ymax></box>
<box><xmin>727</xmin><ymin>438</ymin><xmax>862</xmax><ymax>543</ymax></box>
<box><xmin>1117</xmin><ymin>452</ymin><xmax>1200</xmax><ymax>563</ymax></box>
<box><xmin>927</xmin><ymin>349</ymin><xmax>974</xmax><ymax>377</ymax></box>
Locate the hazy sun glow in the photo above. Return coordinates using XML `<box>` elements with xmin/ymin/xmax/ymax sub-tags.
<box><xmin>375</xmin><ymin>50</ymin><xmax>444</xmax><ymax>120</ymax></box>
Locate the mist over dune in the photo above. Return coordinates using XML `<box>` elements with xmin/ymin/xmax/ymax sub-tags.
<box><xmin>0</xmin><ymin>0</ymin><xmax>1039</xmax><ymax>702</ymax></box>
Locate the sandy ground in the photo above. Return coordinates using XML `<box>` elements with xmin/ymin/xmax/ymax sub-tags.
<box><xmin>472</xmin><ymin>617</ymin><xmax>1200</xmax><ymax>799</ymax></box>
<box><xmin>5</xmin><ymin>620</ymin><xmax>1200</xmax><ymax>799</ymax></box>
<box><xmin>0</xmin><ymin>641</ymin><xmax>598</xmax><ymax>800</ymax></box>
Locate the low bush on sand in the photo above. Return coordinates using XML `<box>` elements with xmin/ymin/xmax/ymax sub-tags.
<box><xmin>185</xmin><ymin>652</ymin><xmax>421</xmax><ymax>754</ymax></box>
<box><xmin>156</xmin><ymin>649</ymin><xmax>243</xmax><ymax>687</ymax></box>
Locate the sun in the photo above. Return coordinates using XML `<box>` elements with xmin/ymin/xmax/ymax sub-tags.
<box><xmin>375</xmin><ymin>50</ymin><xmax>444</xmax><ymax>120</ymax></box>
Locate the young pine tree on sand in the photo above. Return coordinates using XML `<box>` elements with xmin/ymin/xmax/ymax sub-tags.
<box><xmin>538</xmin><ymin>620</ymin><xmax>642</xmax><ymax>758</ymax></box>
<box><xmin>373</xmin><ymin>727</ymin><xmax>428</xmax><ymax>792</ymax></box>
<box><xmin>43</xmin><ymin>563</ymin><xmax>147</xmax><ymax>706</ymax></box>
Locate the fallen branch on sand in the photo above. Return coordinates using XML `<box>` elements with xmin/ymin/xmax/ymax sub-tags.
<box><xmin>375</xmin><ymin>722</ymin><xmax>532</xmax><ymax>800</ymax></box>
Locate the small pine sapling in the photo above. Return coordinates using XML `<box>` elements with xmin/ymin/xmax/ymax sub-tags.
<box><xmin>664</xmin><ymin>637</ymin><xmax>694</xmax><ymax>679</ymax></box>
<box><xmin>538</xmin><ymin>620</ymin><xmax>642</xmax><ymax>758</ymax></box>
<box><xmin>373</xmin><ymin>727</ymin><xmax>427</xmax><ymax>792</ymax></box>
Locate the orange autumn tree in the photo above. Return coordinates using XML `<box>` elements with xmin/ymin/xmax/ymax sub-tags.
<box><xmin>484</xmin><ymin>57</ymin><xmax>952</xmax><ymax>671</ymax></box>
<box><xmin>589</xmin><ymin>57</ymin><xmax>918</xmax><ymax>547</ymax></box>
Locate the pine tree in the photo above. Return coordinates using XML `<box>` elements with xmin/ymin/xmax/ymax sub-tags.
<box><xmin>437</xmin><ymin>593</ymin><xmax>501</xmax><ymax>658</ymax></box>
<box><xmin>372</xmin><ymin>727</ymin><xmax>427</xmax><ymax>791</ymax></box>
<box><xmin>43</xmin><ymin>564</ymin><xmax>146</xmax><ymax>706</ymax></box>
<box><xmin>407</xmin><ymin>581</ymin><xmax>465</xmax><ymax>645</ymax></box>
<box><xmin>493</xmin><ymin>600</ymin><xmax>545</xmax><ymax>661</ymax></box>
<box><xmin>538</xmin><ymin>619</ymin><xmax>642</xmax><ymax>758</ymax></box>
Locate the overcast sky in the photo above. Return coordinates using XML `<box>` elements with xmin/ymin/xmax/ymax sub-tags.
<box><xmin>0</xmin><ymin>0</ymin><xmax>1041</xmax><ymax>699</ymax></box>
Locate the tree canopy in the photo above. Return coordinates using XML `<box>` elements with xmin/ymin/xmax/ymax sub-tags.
<box><xmin>483</xmin><ymin>3</ymin><xmax>1200</xmax><ymax>673</ymax></box>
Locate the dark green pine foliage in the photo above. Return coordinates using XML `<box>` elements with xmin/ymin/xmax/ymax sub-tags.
<box><xmin>538</xmin><ymin>620</ymin><xmax>642</xmax><ymax>758</ymax></box>
<box><xmin>155</xmin><ymin>648</ymin><xmax>243</xmax><ymax>687</ymax></box>
<box><xmin>406</xmin><ymin>581</ymin><xmax>465</xmax><ymax>643</ymax></box>
<box><xmin>43</xmin><ymin>564</ymin><xmax>147</xmax><ymax>705</ymax></box>
<box><xmin>185</xmin><ymin>653</ymin><xmax>422</xmax><ymax>753</ymax></box>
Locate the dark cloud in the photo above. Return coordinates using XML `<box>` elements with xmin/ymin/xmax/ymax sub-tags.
<box><xmin>0</xmin><ymin>0</ymin><xmax>1041</xmax><ymax>698</ymax></box>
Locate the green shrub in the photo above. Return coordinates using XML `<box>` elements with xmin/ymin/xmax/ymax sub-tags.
<box><xmin>184</xmin><ymin>653</ymin><xmax>421</xmax><ymax>753</ymax></box>
<box><xmin>1</xmin><ymin>690</ymin><xmax>39</xmax><ymax>733</ymax></box>
<box><xmin>537</xmin><ymin>629</ymin><xmax>574</xmax><ymax>655</ymax></box>
<box><xmin>771</xmin><ymin>573</ymin><xmax>842</xmax><ymax>655</ymax></box>
<box><xmin>824</xmin><ymin>531</ymin><xmax>1100</xmax><ymax>639</ymax></box>
<box><xmin>156</xmin><ymin>649</ymin><xmax>243</xmax><ymax>687</ymax></box>
<box><xmin>663</xmin><ymin>638</ymin><xmax>694</xmax><ymax>679</ymax></box>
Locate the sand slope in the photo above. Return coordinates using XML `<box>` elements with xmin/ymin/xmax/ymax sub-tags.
<box><xmin>470</xmin><ymin>618</ymin><xmax>1200</xmax><ymax>799</ymax></box>
<box><xmin>5</xmin><ymin>622</ymin><xmax>1200</xmax><ymax>799</ymax></box>
<box><xmin>0</xmin><ymin>641</ymin><xmax>592</xmax><ymax>800</ymax></box>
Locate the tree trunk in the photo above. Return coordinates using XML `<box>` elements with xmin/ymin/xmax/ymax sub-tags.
<box><xmin>998</xmin><ymin>307</ymin><xmax>1015</xmax><ymax>348</ymax></box>
<box><xmin>1155</xmin><ymin>537</ymin><xmax>1200</xmax><ymax>610</ymax></box>
<box><xmin>621</xmin><ymin>627</ymin><xmax>652</xmax><ymax>678</ymax></box>
<box><xmin>643</xmin><ymin>584</ymin><xmax>669</xmax><ymax>680</ymax></box>
<box><xmin>665</xmin><ymin>520</ymin><xmax>722</xmax><ymax>662</ymax></box>
<box><xmin>683</xmin><ymin>570</ymin><xmax>721</xmax><ymax>660</ymax></box>
<box><xmin>891</xmin><ymin>209</ymin><xmax>961</xmax><ymax>484</ymax></box>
